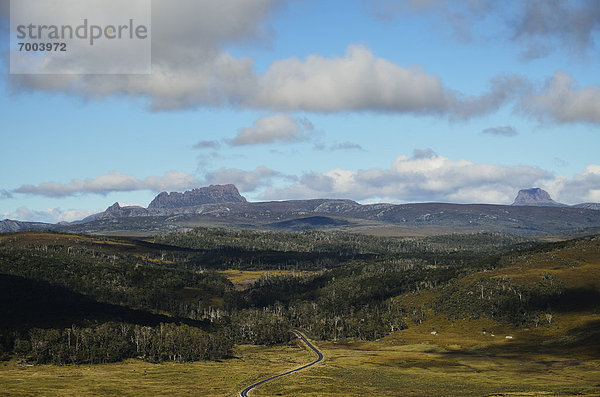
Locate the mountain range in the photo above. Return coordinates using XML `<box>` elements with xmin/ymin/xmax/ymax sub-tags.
<box><xmin>2</xmin><ymin>185</ymin><xmax>600</xmax><ymax>236</ymax></box>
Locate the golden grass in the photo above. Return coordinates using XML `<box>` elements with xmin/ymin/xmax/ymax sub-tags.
<box><xmin>0</xmin><ymin>344</ymin><xmax>311</xmax><ymax>397</ymax></box>
<box><xmin>3</xmin><ymin>316</ymin><xmax>599</xmax><ymax>397</ymax></box>
<box><xmin>218</xmin><ymin>270</ymin><xmax>318</xmax><ymax>290</ymax></box>
<box><xmin>0</xmin><ymin>232</ymin><xmax>137</xmax><ymax>250</ymax></box>
<box><xmin>253</xmin><ymin>319</ymin><xmax>600</xmax><ymax>397</ymax></box>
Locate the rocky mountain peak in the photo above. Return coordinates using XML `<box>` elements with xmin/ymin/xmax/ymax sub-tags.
<box><xmin>147</xmin><ymin>184</ymin><xmax>247</xmax><ymax>209</ymax></box>
<box><xmin>106</xmin><ymin>202</ymin><xmax>122</xmax><ymax>212</ymax></box>
<box><xmin>512</xmin><ymin>188</ymin><xmax>565</xmax><ymax>207</ymax></box>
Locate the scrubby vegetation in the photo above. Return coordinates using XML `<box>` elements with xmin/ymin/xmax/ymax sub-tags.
<box><xmin>16</xmin><ymin>322</ymin><xmax>232</xmax><ymax>365</ymax></box>
<box><xmin>1</xmin><ymin>228</ymin><xmax>598</xmax><ymax>370</ymax></box>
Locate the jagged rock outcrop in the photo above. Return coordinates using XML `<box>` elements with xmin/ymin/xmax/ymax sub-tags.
<box><xmin>512</xmin><ymin>188</ymin><xmax>565</xmax><ymax>207</ymax></box>
<box><xmin>78</xmin><ymin>203</ymin><xmax>148</xmax><ymax>223</ymax></box>
<box><xmin>104</xmin><ymin>203</ymin><xmax>149</xmax><ymax>218</ymax></box>
<box><xmin>148</xmin><ymin>184</ymin><xmax>247</xmax><ymax>209</ymax></box>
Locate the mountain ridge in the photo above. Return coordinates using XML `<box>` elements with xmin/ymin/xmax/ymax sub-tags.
<box><xmin>148</xmin><ymin>184</ymin><xmax>246</xmax><ymax>209</ymax></box>
<box><xmin>2</xmin><ymin>186</ymin><xmax>600</xmax><ymax>235</ymax></box>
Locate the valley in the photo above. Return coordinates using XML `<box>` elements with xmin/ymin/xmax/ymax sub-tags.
<box><xmin>0</xmin><ymin>225</ymin><xmax>598</xmax><ymax>396</ymax></box>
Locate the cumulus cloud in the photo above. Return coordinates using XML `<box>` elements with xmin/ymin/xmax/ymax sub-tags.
<box><xmin>202</xmin><ymin>166</ymin><xmax>285</xmax><ymax>192</ymax></box>
<box><xmin>248</xmin><ymin>46</ymin><xmax>523</xmax><ymax>117</ymax></box>
<box><xmin>228</xmin><ymin>114</ymin><xmax>314</xmax><ymax>146</ymax></box>
<box><xmin>4</xmin><ymin>0</ymin><xmax>275</xmax><ymax>110</ymax></box>
<box><xmin>13</xmin><ymin>171</ymin><xmax>200</xmax><ymax>198</ymax></box>
<box><xmin>2</xmin><ymin>206</ymin><xmax>99</xmax><ymax>223</ymax></box>
<box><xmin>9</xmin><ymin>44</ymin><xmax>461</xmax><ymax>114</ymax></box>
<box><xmin>543</xmin><ymin>164</ymin><xmax>600</xmax><ymax>204</ymax></box>
<box><xmin>522</xmin><ymin>71</ymin><xmax>600</xmax><ymax>124</ymax></box>
<box><xmin>2</xmin><ymin>1</ymin><xmax>596</xmax><ymax>125</ymax></box>
<box><xmin>2</xmin><ymin>0</ymin><xmax>519</xmax><ymax>119</ymax></box>
<box><xmin>481</xmin><ymin>126</ymin><xmax>518</xmax><ymax>137</ymax></box>
<box><xmin>259</xmin><ymin>149</ymin><xmax>552</xmax><ymax>204</ymax></box>
<box><xmin>253</xmin><ymin>45</ymin><xmax>452</xmax><ymax>113</ymax></box>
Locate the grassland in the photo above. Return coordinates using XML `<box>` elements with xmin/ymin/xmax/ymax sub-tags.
<box><xmin>0</xmin><ymin>344</ymin><xmax>312</xmax><ymax>397</ymax></box>
<box><xmin>218</xmin><ymin>270</ymin><xmax>319</xmax><ymax>289</ymax></box>
<box><xmin>3</xmin><ymin>316</ymin><xmax>599</xmax><ymax>397</ymax></box>
<box><xmin>255</xmin><ymin>315</ymin><xmax>600</xmax><ymax>397</ymax></box>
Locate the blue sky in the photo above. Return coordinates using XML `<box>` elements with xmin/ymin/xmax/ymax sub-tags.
<box><xmin>1</xmin><ymin>0</ymin><xmax>600</xmax><ymax>223</ymax></box>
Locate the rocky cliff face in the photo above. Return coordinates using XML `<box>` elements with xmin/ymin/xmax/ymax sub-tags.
<box><xmin>147</xmin><ymin>184</ymin><xmax>247</xmax><ymax>209</ymax></box>
<box><xmin>512</xmin><ymin>188</ymin><xmax>565</xmax><ymax>207</ymax></box>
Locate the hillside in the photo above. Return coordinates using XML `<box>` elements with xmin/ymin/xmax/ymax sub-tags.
<box><xmin>53</xmin><ymin>200</ymin><xmax>600</xmax><ymax>237</ymax></box>
<box><xmin>1</xmin><ymin>229</ymin><xmax>599</xmax><ymax>395</ymax></box>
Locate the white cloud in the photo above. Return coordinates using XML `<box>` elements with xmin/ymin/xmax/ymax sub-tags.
<box><xmin>118</xmin><ymin>202</ymin><xmax>145</xmax><ymax>208</ymax></box>
<box><xmin>252</xmin><ymin>45</ymin><xmax>452</xmax><ymax>113</ymax></box>
<box><xmin>4</xmin><ymin>0</ymin><xmax>521</xmax><ymax>120</ymax></box>
<box><xmin>259</xmin><ymin>149</ymin><xmax>553</xmax><ymax>204</ymax></box>
<box><xmin>13</xmin><ymin>171</ymin><xmax>200</xmax><ymax>198</ymax></box>
<box><xmin>202</xmin><ymin>166</ymin><xmax>285</xmax><ymax>192</ymax></box>
<box><xmin>543</xmin><ymin>164</ymin><xmax>600</xmax><ymax>204</ymax></box>
<box><xmin>5</xmin><ymin>0</ymin><xmax>275</xmax><ymax>111</ymax></box>
<box><xmin>2</xmin><ymin>1</ymin><xmax>598</xmax><ymax>124</ymax></box>
<box><xmin>2</xmin><ymin>206</ymin><xmax>98</xmax><ymax>223</ymax></box>
<box><xmin>228</xmin><ymin>114</ymin><xmax>314</xmax><ymax>146</ymax></box>
<box><xmin>522</xmin><ymin>71</ymin><xmax>600</xmax><ymax>124</ymax></box>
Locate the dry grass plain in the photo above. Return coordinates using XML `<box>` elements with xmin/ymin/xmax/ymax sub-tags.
<box><xmin>0</xmin><ymin>344</ymin><xmax>310</xmax><ymax>397</ymax></box>
<box><xmin>2</xmin><ymin>314</ymin><xmax>599</xmax><ymax>397</ymax></box>
<box><xmin>254</xmin><ymin>318</ymin><xmax>600</xmax><ymax>397</ymax></box>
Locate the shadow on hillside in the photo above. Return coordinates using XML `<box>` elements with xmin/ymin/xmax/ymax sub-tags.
<box><xmin>554</xmin><ymin>288</ymin><xmax>600</xmax><ymax>312</ymax></box>
<box><xmin>0</xmin><ymin>273</ymin><xmax>207</xmax><ymax>331</ymax></box>
<box><xmin>442</xmin><ymin>319</ymin><xmax>600</xmax><ymax>359</ymax></box>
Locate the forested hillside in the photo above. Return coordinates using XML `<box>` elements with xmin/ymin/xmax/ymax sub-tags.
<box><xmin>1</xmin><ymin>229</ymin><xmax>598</xmax><ymax>366</ymax></box>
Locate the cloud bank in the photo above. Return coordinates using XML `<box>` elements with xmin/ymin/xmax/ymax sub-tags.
<box><xmin>13</xmin><ymin>171</ymin><xmax>200</xmax><ymax>198</ymax></box>
<box><xmin>258</xmin><ymin>149</ymin><xmax>553</xmax><ymax>204</ymax></box>
<box><xmin>6</xmin><ymin>153</ymin><xmax>600</xmax><ymax>208</ymax></box>
<box><xmin>2</xmin><ymin>206</ymin><xmax>98</xmax><ymax>223</ymax></box>
<box><xmin>202</xmin><ymin>166</ymin><xmax>284</xmax><ymax>192</ymax></box>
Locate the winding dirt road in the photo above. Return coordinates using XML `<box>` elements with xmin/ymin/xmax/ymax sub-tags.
<box><xmin>239</xmin><ymin>330</ymin><xmax>323</xmax><ymax>397</ymax></box>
